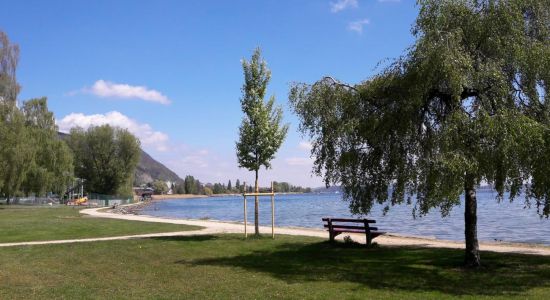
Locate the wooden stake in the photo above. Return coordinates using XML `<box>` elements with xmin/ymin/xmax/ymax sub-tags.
<box><xmin>243</xmin><ymin>182</ymin><xmax>247</xmax><ymax>238</ymax></box>
<box><xmin>271</xmin><ymin>181</ymin><xmax>275</xmax><ymax>239</ymax></box>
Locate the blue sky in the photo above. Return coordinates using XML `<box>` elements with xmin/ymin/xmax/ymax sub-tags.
<box><xmin>1</xmin><ymin>0</ymin><xmax>417</xmax><ymax>187</ymax></box>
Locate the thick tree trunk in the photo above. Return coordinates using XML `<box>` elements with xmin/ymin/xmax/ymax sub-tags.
<box><xmin>254</xmin><ymin>169</ymin><xmax>259</xmax><ymax>236</ymax></box>
<box><xmin>6</xmin><ymin>195</ymin><xmax>10</xmax><ymax>205</ymax></box>
<box><xmin>464</xmin><ymin>178</ymin><xmax>481</xmax><ymax>267</ymax></box>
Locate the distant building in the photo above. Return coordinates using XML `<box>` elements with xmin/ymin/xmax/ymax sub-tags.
<box><xmin>165</xmin><ymin>181</ymin><xmax>174</xmax><ymax>194</ymax></box>
<box><xmin>133</xmin><ymin>187</ymin><xmax>154</xmax><ymax>200</ymax></box>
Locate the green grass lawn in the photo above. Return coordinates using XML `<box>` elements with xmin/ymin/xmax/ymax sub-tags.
<box><xmin>1</xmin><ymin>234</ymin><xmax>549</xmax><ymax>299</ymax></box>
<box><xmin>0</xmin><ymin>205</ymin><xmax>201</xmax><ymax>243</ymax></box>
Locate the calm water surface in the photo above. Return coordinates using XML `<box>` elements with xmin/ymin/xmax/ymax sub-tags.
<box><xmin>141</xmin><ymin>191</ymin><xmax>550</xmax><ymax>245</ymax></box>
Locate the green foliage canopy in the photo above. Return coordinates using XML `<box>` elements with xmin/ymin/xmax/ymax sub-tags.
<box><xmin>236</xmin><ymin>48</ymin><xmax>289</xmax><ymax>174</ymax></box>
<box><xmin>0</xmin><ymin>103</ymin><xmax>33</xmax><ymax>201</ymax></box>
<box><xmin>68</xmin><ymin>125</ymin><xmax>141</xmax><ymax>195</ymax></box>
<box><xmin>0</xmin><ymin>31</ymin><xmax>19</xmax><ymax>104</ymax></box>
<box><xmin>22</xmin><ymin>98</ymin><xmax>73</xmax><ymax>196</ymax></box>
<box><xmin>291</xmin><ymin>0</ymin><xmax>550</xmax><ymax>217</ymax></box>
<box><xmin>0</xmin><ymin>30</ymin><xmax>74</xmax><ymax>200</ymax></box>
<box><xmin>152</xmin><ymin>180</ymin><xmax>168</xmax><ymax>195</ymax></box>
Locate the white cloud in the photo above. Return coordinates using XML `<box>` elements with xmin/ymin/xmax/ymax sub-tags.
<box><xmin>298</xmin><ymin>141</ymin><xmax>313</xmax><ymax>151</ymax></box>
<box><xmin>330</xmin><ymin>0</ymin><xmax>358</xmax><ymax>13</ymax></box>
<box><xmin>348</xmin><ymin>19</ymin><xmax>370</xmax><ymax>34</ymax></box>
<box><xmin>57</xmin><ymin>111</ymin><xmax>170</xmax><ymax>152</ymax></box>
<box><xmin>378</xmin><ymin>0</ymin><xmax>400</xmax><ymax>2</ymax></box>
<box><xmin>80</xmin><ymin>80</ymin><xmax>171</xmax><ymax>105</ymax></box>
<box><xmin>56</xmin><ymin>113</ymin><xmax>325</xmax><ymax>187</ymax></box>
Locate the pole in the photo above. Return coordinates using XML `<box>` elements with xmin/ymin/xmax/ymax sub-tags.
<box><xmin>243</xmin><ymin>182</ymin><xmax>247</xmax><ymax>238</ymax></box>
<box><xmin>271</xmin><ymin>181</ymin><xmax>275</xmax><ymax>239</ymax></box>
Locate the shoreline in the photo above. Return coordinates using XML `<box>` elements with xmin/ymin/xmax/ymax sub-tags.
<box><xmin>151</xmin><ymin>192</ymin><xmax>309</xmax><ymax>200</ymax></box>
<box><xmin>85</xmin><ymin>206</ymin><xmax>550</xmax><ymax>256</ymax></box>
<box><xmin>151</xmin><ymin>194</ymin><xmax>208</xmax><ymax>200</ymax></box>
<box><xmin>132</xmin><ymin>201</ymin><xmax>550</xmax><ymax>248</ymax></box>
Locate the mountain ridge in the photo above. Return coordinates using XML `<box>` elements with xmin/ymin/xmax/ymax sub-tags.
<box><xmin>57</xmin><ymin>132</ymin><xmax>183</xmax><ymax>186</ymax></box>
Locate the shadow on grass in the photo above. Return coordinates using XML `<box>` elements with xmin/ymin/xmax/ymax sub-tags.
<box><xmin>181</xmin><ymin>238</ymin><xmax>550</xmax><ymax>296</ymax></box>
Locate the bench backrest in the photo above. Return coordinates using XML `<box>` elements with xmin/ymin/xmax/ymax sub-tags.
<box><xmin>322</xmin><ymin>218</ymin><xmax>378</xmax><ymax>231</ymax></box>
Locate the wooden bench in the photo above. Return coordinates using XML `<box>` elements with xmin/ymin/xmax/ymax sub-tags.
<box><xmin>322</xmin><ymin>218</ymin><xmax>385</xmax><ymax>246</ymax></box>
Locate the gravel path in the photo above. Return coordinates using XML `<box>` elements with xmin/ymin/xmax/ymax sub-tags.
<box><xmin>1</xmin><ymin>207</ymin><xmax>549</xmax><ymax>257</ymax></box>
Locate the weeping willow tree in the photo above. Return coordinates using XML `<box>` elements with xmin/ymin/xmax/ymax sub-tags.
<box><xmin>290</xmin><ymin>0</ymin><xmax>550</xmax><ymax>267</ymax></box>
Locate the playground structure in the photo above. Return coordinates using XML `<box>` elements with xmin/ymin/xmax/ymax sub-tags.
<box><xmin>67</xmin><ymin>196</ymin><xmax>89</xmax><ymax>206</ymax></box>
<box><xmin>64</xmin><ymin>178</ymin><xmax>87</xmax><ymax>205</ymax></box>
<box><xmin>242</xmin><ymin>182</ymin><xmax>275</xmax><ymax>239</ymax></box>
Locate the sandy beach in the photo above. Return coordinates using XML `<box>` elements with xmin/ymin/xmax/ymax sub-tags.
<box><xmin>82</xmin><ymin>207</ymin><xmax>550</xmax><ymax>257</ymax></box>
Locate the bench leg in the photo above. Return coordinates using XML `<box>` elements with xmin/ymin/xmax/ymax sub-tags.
<box><xmin>366</xmin><ymin>232</ymin><xmax>372</xmax><ymax>247</ymax></box>
<box><xmin>329</xmin><ymin>230</ymin><xmax>335</xmax><ymax>243</ymax></box>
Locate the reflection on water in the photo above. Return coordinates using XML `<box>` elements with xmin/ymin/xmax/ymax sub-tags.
<box><xmin>141</xmin><ymin>191</ymin><xmax>550</xmax><ymax>245</ymax></box>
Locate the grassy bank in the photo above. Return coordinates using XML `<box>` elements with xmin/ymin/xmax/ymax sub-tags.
<box><xmin>0</xmin><ymin>205</ymin><xmax>201</xmax><ymax>243</ymax></box>
<box><xmin>1</xmin><ymin>234</ymin><xmax>549</xmax><ymax>299</ymax></box>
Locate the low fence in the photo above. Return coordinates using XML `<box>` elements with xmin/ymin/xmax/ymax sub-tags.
<box><xmin>0</xmin><ymin>196</ymin><xmax>60</xmax><ymax>205</ymax></box>
<box><xmin>87</xmin><ymin>193</ymin><xmax>133</xmax><ymax>207</ymax></box>
<box><xmin>0</xmin><ymin>194</ymin><xmax>133</xmax><ymax>207</ymax></box>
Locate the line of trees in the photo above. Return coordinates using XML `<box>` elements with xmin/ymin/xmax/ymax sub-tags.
<box><xmin>152</xmin><ymin>176</ymin><xmax>313</xmax><ymax>196</ymax></box>
<box><xmin>0</xmin><ymin>32</ymin><xmax>75</xmax><ymax>203</ymax></box>
<box><xmin>0</xmin><ymin>98</ymin><xmax>74</xmax><ymax>203</ymax></box>
<box><xmin>0</xmin><ymin>30</ymin><xmax>141</xmax><ymax>202</ymax></box>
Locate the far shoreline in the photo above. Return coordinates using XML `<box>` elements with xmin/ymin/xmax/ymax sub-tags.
<box><xmin>150</xmin><ymin>192</ymin><xmax>311</xmax><ymax>201</ymax></box>
<box><xmin>151</xmin><ymin>194</ymin><xmax>208</xmax><ymax>200</ymax></box>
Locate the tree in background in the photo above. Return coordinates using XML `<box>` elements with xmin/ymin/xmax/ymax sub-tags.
<box><xmin>236</xmin><ymin>48</ymin><xmax>289</xmax><ymax>235</ymax></box>
<box><xmin>0</xmin><ymin>103</ymin><xmax>33</xmax><ymax>203</ymax></box>
<box><xmin>272</xmin><ymin>181</ymin><xmax>311</xmax><ymax>193</ymax></box>
<box><xmin>212</xmin><ymin>183</ymin><xmax>223</xmax><ymax>194</ymax></box>
<box><xmin>152</xmin><ymin>180</ymin><xmax>168</xmax><ymax>195</ymax></box>
<box><xmin>21</xmin><ymin>98</ymin><xmax>73</xmax><ymax>196</ymax></box>
<box><xmin>0</xmin><ymin>32</ymin><xmax>74</xmax><ymax>202</ymax></box>
<box><xmin>0</xmin><ymin>31</ymin><xmax>27</xmax><ymax>204</ymax></box>
<box><xmin>291</xmin><ymin>0</ymin><xmax>550</xmax><ymax>267</ymax></box>
<box><xmin>203</xmin><ymin>186</ymin><xmax>213</xmax><ymax>196</ymax></box>
<box><xmin>194</xmin><ymin>179</ymin><xmax>203</xmax><ymax>195</ymax></box>
<box><xmin>68</xmin><ymin>125</ymin><xmax>140</xmax><ymax>196</ymax></box>
<box><xmin>227</xmin><ymin>180</ymin><xmax>232</xmax><ymax>191</ymax></box>
<box><xmin>235</xmin><ymin>179</ymin><xmax>241</xmax><ymax>192</ymax></box>
<box><xmin>184</xmin><ymin>175</ymin><xmax>196</xmax><ymax>194</ymax></box>
<box><xmin>0</xmin><ymin>31</ymin><xmax>20</xmax><ymax>104</ymax></box>
<box><xmin>174</xmin><ymin>182</ymin><xmax>186</xmax><ymax>194</ymax></box>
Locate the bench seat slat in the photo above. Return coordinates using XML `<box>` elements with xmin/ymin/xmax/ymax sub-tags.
<box><xmin>333</xmin><ymin>229</ymin><xmax>386</xmax><ymax>236</ymax></box>
<box><xmin>324</xmin><ymin>224</ymin><xmax>378</xmax><ymax>231</ymax></box>
<box><xmin>322</xmin><ymin>218</ymin><xmax>376</xmax><ymax>223</ymax></box>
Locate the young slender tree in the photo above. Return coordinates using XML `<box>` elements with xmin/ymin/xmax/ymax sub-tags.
<box><xmin>236</xmin><ymin>48</ymin><xmax>288</xmax><ymax>235</ymax></box>
<box><xmin>290</xmin><ymin>0</ymin><xmax>550</xmax><ymax>267</ymax></box>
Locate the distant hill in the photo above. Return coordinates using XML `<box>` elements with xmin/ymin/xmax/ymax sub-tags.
<box><xmin>58</xmin><ymin>132</ymin><xmax>183</xmax><ymax>186</ymax></box>
<box><xmin>134</xmin><ymin>150</ymin><xmax>182</xmax><ymax>185</ymax></box>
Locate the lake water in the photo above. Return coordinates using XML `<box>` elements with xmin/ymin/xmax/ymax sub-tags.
<box><xmin>141</xmin><ymin>191</ymin><xmax>550</xmax><ymax>245</ymax></box>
